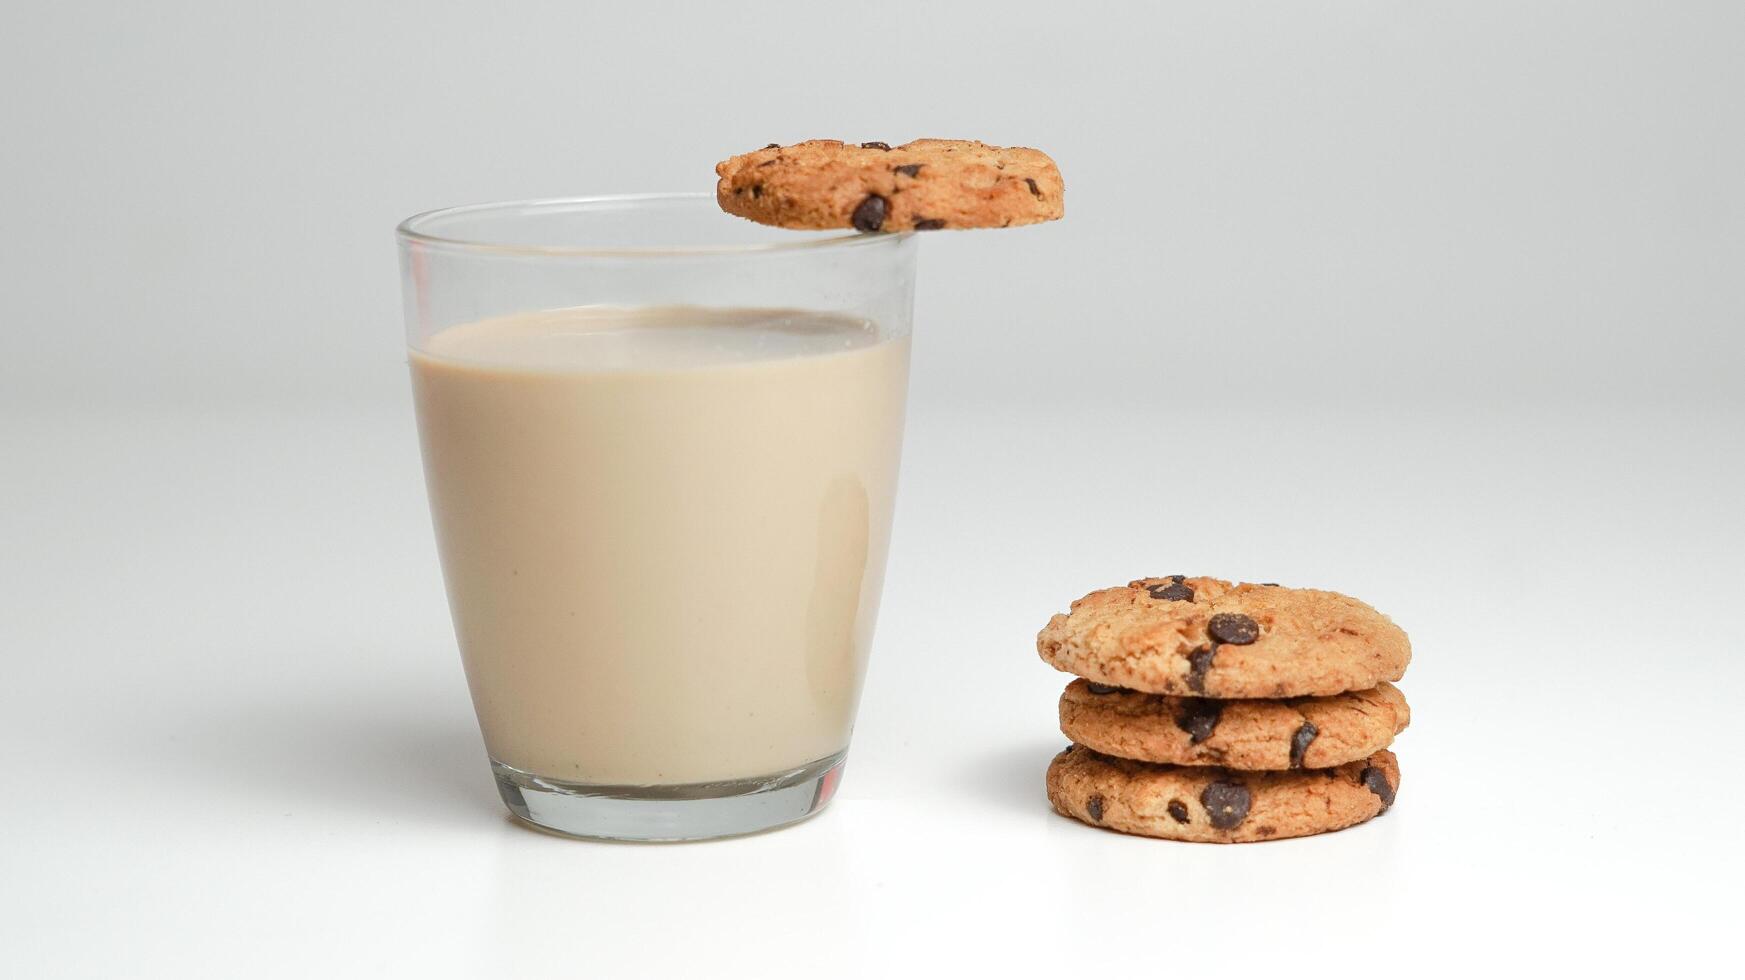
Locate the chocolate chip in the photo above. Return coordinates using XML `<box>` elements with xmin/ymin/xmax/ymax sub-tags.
<box><xmin>1289</xmin><ymin>721</ymin><xmax>1318</xmax><ymax>769</ymax></box>
<box><xmin>1085</xmin><ymin>682</ymin><xmax>1121</xmax><ymax>695</ymax></box>
<box><xmin>894</xmin><ymin>163</ymin><xmax>922</xmax><ymax>177</ymax></box>
<box><xmin>763</xmin><ymin>143</ymin><xmax>780</xmax><ymax>149</ymax></box>
<box><xmin>1166</xmin><ymin>800</ymin><xmax>1189</xmax><ymax>823</ymax></box>
<box><xmin>1168</xmin><ymin>575</ymin><xmax>1186</xmax><ymax>583</ymax></box>
<box><xmin>1207</xmin><ymin>612</ymin><xmax>1260</xmax><ymax>645</ymax></box>
<box><xmin>1147</xmin><ymin>582</ymin><xmax>1194</xmax><ymax>601</ymax></box>
<box><xmin>1360</xmin><ymin>766</ymin><xmax>1395</xmax><ymax>808</ymax></box>
<box><xmin>1200</xmin><ymin>781</ymin><xmax>1251</xmax><ymax>829</ymax></box>
<box><xmin>851</xmin><ymin>195</ymin><xmax>887</xmax><ymax>232</ymax></box>
<box><xmin>913</xmin><ymin>218</ymin><xmax>945</xmax><ymax>230</ymax></box>
<box><xmin>1025</xmin><ymin>177</ymin><xmax>1041</xmax><ymax>197</ymax></box>
<box><xmin>1186</xmin><ymin>646</ymin><xmax>1216</xmax><ymax>693</ymax></box>
<box><xmin>1260</xmin><ymin>582</ymin><xmax>1280</xmax><ymax>587</ymax></box>
<box><xmin>860</xmin><ymin>141</ymin><xmax>892</xmax><ymax>150</ymax></box>
<box><xmin>1174</xmin><ymin>699</ymin><xmax>1223</xmax><ymax>744</ymax></box>
<box><xmin>750</xmin><ymin>184</ymin><xmax>762</xmax><ymax>198</ymax></box>
<box><xmin>1086</xmin><ymin>793</ymin><xmax>1104</xmax><ymax>822</ymax></box>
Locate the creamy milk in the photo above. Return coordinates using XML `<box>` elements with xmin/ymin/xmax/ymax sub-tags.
<box><xmin>410</xmin><ymin>306</ymin><xmax>910</xmax><ymax>784</ymax></box>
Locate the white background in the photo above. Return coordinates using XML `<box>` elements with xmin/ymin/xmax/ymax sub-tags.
<box><xmin>3</xmin><ymin>2</ymin><xmax>1742</xmax><ymax>976</ymax></box>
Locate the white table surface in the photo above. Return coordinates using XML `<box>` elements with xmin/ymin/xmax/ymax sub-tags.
<box><xmin>4</xmin><ymin>397</ymin><xmax>1740</xmax><ymax>977</ymax></box>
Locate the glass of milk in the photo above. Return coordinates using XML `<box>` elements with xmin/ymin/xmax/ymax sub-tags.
<box><xmin>397</xmin><ymin>195</ymin><xmax>916</xmax><ymax>840</ymax></box>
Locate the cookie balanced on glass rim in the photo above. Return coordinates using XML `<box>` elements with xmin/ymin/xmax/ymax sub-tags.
<box><xmin>1037</xmin><ymin>576</ymin><xmax>1411</xmax><ymax>699</ymax></box>
<box><xmin>715</xmin><ymin>139</ymin><xmax>1064</xmax><ymax>233</ymax></box>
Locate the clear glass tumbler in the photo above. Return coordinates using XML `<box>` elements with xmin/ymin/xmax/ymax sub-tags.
<box><xmin>397</xmin><ymin>194</ymin><xmax>917</xmax><ymax>840</ymax></box>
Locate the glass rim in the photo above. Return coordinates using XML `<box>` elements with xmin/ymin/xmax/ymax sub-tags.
<box><xmin>396</xmin><ymin>192</ymin><xmax>910</xmax><ymax>258</ymax></box>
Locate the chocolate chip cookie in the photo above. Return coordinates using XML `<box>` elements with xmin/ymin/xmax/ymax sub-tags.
<box><xmin>715</xmin><ymin>139</ymin><xmax>1064</xmax><ymax>232</ymax></box>
<box><xmin>1059</xmin><ymin>679</ymin><xmax>1409</xmax><ymax>770</ymax></box>
<box><xmin>1046</xmin><ymin>745</ymin><xmax>1400</xmax><ymax>843</ymax></box>
<box><xmin>1036</xmin><ymin>577</ymin><xmax>1410</xmax><ymax>699</ymax></box>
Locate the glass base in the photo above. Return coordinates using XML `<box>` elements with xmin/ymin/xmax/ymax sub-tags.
<box><xmin>491</xmin><ymin>751</ymin><xmax>846</xmax><ymax>842</ymax></box>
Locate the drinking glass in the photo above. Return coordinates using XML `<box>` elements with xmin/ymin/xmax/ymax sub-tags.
<box><xmin>397</xmin><ymin>195</ymin><xmax>916</xmax><ymax>840</ymax></box>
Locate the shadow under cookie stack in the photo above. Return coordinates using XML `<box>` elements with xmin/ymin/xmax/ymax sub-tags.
<box><xmin>1038</xmin><ymin>576</ymin><xmax>1411</xmax><ymax>843</ymax></box>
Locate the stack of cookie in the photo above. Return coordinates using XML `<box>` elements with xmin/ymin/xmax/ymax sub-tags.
<box><xmin>1037</xmin><ymin>576</ymin><xmax>1411</xmax><ymax>843</ymax></box>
